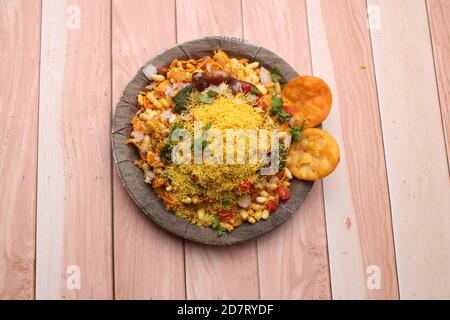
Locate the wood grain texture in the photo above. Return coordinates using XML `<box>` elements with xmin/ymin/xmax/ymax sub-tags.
<box><xmin>177</xmin><ymin>0</ymin><xmax>259</xmax><ymax>299</ymax></box>
<box><xmin>242</xmin><ymin>0</ymin><xmax>331</xmax><ymax>300</ymax></box>
<box><xmin>307</xmin><ymin>0</ymin><xmax>399</xmax><ymax>299</ymax></box>
<box><xmin>427</xmin><ymin>0</ymin><xmax>450</xmax><ymax>166</ymax></box>
<box><xmin>368</xmin><ymin>0</ymin><xmax>450</xmax><ymax>299</ymax></box>
<box><xmin>36</xmin><ymin>0</ymin><xmax>112</xmax><ymax>299</ymax></box>
<box><xmin>0</xmin><ymin>0</ymin><xmax>41</xmax><ymax>300</ymax></box>
<box><xmin>112</xmin><ymin>0</ymin><xmax>186</xmax><ymax>299</ymax></box>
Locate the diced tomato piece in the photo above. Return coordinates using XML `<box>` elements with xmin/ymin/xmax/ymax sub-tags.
<box><xmin>241</xmin><ymin>82</ymin><xmax>252</xmax><ymax>94</ymax></box>
<box><xmin>262</xmin><ymin>102</ymin><xmax>268</xmax><ymax>111</ymax></box>
<box><xmin>276</xmin><ymin>185</ymin><xmax>291</xmax><ymax>201</ymax></box>
<box><xmin>264</xmin><ymin>200</ymin><xmax>278</xmax><ymax>213</ymax></box>
<box><xmin>282</xmin><ymin>105</ymin><xmax>294</xmax><ymax>115</ymax></box>
<box><xmin>219</xmin><ymin>208</ymin><xmax>235</xmax><ymax>222</ymax></box>
<box><xmin>239</xmin><ymin>181</ymin><xmax>252</xmax><ymax>193</ymax></box>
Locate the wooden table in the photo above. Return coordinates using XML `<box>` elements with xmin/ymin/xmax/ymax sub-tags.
<box><xmin>1</xmin><ymin>0</ymin><xmax>449</xmax><ymax>300</ymax></box>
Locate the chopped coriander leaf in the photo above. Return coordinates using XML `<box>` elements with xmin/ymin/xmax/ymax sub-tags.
<box><xmin>251</xmin><ymin>86</ymin><xmax>260</xmax><ymax>96</ymax></box>
<box><xmin>204</xmin><ymin>122</ymin><xmax>212</xmax><ymax>131</ymax></box>
<box><xmin>212</xmin><ymin>216</ymin><xmax>227</xmax><ymax>237</ymax></box>
<box><xmin>269</xmin><ymin>87</ymin><xmax>276</xmax><ymax>95</ymax></box>
<box><xmin>277</xmin><ymin>109</ymin><xmax>292</xmax><ymax>122</ymax></box>
<box><xmin>222</xmin><ymin>198</ymin><xmax>232</xmax><ymax>206</ymax></box>
<box><xmin>194</xmin><ymin>92</ymin><xmax>214</xmax><ymax>104</ymax></box>
<box><xmin>272</xmin><ymin>67</ymin><xmax>282</xmax><ymax>83</ymax></box>
<box><xmin>212</xmin><ymin>216</ymin><xmax>220</xmax><ymax>229</ymax></box>
<box><xmin>290</xmin><ymin>121</ymin><xmax>305</xmax><ymax>141</ymax></box>
<box><xmin>270</xmin><ymin>95</ymin><xmax>283</xmax><ymax>111</ymax></box>
<box><xmin>207</xmin><ymin>90</ymin><xmax>219</xmax><ymax>98</ymax></box>
<box><xmin>278</xmin><ymin>144</ymin><xmax>288</xmax><ymax>170</ymax></box>
<box><xmin>270</xmin><ymin>96</ymin><xmax>291</xmax><ymax>122</ymax></box>
<box><xmin>173</xmin><ymin>84</ymin><xmax>193</xmax><ymax>113</ymax></box>
<box><xmin>217</xmin><ymin>229</ymin><xmax>227</xmax><ymax>237</ymax></box>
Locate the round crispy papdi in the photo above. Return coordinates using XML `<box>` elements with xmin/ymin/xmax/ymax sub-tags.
<box><xmin>287</xmin><ymin>128</ymin><xmax>340</xmax><ymax>181</ymax></box>
<box><xmin>282</xmin><ymin>76</ymin><xmax>332</xmax><ymax>128</ymax></box>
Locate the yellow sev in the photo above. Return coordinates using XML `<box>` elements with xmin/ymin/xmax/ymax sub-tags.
<box><xmin>161</xmin><ymin>95</ymin><xmax>274</xmax><ymax>226</ymax></box>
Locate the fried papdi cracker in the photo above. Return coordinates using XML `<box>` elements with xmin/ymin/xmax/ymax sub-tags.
<box><xmin>282</xmin><ymin>76</ymin><xmax>332</xmax><ymax>128</ymax></box>
<box><xmin>287</xmin><ymin>128</ymin><xmax>340</xmax><ymax>181</ymax></box>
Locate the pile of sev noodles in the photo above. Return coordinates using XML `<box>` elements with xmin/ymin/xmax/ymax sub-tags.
<box><xmin>161</xmin><ymin>95</ymin><xmax>274</xmax><ymax>226</ymax></box>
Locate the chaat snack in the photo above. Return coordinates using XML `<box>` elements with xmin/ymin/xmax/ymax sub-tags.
<box><xmin>126</xmin><ymin>50</ymin><xmax>340</xmax><ymax>236</ymax></box>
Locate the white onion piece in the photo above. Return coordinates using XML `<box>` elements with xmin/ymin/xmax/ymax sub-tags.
<box><xmin>176</xmin><ymin>82</ymin><xmax>188</xmax><ymax>89</ymax></box>
<box><xmin>247</xmin><ymin>94</ymin><xmax>258</xmax><ymax>101</ymax></box>
<box><xmin>289</xmin><ymin>117</ymin><xmax>297</xmax><ymax>127</ymax></box>
<box><xmin>131</xmin><ymin>130</ymin><xmax>144</xmax><ymax>142</ymax></box>
<box><xmin>142</xmin><ymin>64</ymin><xmax>157</xmax><ymax>79</ymax></box>
<box><xmin>145</xmin><ymin>83</ymin><xmax>156</xmax><ymax>90</ymax></box>
<box><xmin>144</xmin><ymin>171</ymin><xmax>155</xmax><ymax>183</ymax></box>
<box><xmin>162</xmin><ymin>110</ymin><xmax>176</xmax><ymax>123</ymax></box>
<box><xmin>237</xmin><ymin>194</ymin><xmax>251</xmax><ymax>208</ymax></box>
<box><xmin>283</xmin><ymin>134</ymin><xmax>292</xmax><ymax>147</ymax></box>
<box><xmin>206</xmin><ymin>63</ymin><xmax>212</xmax><ymax>73</ymax></box>
<box><xmin>164</xmin><ymin>84</ymin><xmax>177</xmax><ymax>97</ymax></box>
<box><xmin>259</xmin><ymin>67</ymin><xmax>272</xmax><ymax>85</ymax></box>
<box><xmin>181</xmin><ymin>112</ymin><xmax>191</xmax><ymax>121</ymax></box>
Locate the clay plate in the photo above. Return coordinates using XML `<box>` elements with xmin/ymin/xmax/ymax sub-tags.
<box><xmin>112</xmin><ymin>36</ymin><xmax>314</xmax><ymax>245</ymax></box>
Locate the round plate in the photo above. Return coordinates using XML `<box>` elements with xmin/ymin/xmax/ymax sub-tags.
<box><xmin>112</xmin><ymin>36</ymin><xmax>314</xmax><ymax>245</ymax></box>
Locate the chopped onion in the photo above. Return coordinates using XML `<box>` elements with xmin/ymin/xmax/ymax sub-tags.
<box><xmin>142</xmin><ymin>64</ymin><xmax>157</xmax><ymax>79</ymax></box>
<box><xmin>131</xmin><ymin>130</ymin><xmax>144</xmax><ymax>142</ymax></box>
<box><xmin>205</xmin><ymin>63</ymin><xmax>212</xmax><ymax>73</ymax></box>
<box><xmin>247</xmin><ymin>94</ymin><xmax>258</xmax><ymax>101</ymax></box>
<box><xmin>162</xmin><ymin>110</ymin><xmax>176</xmax><ymax>123</ymax></box>
<box><xmin>144</xmin><ymin>171</ymin><xmax>155</xmax><ymax>183</ymax></box>
<box><xmin>145</xmin><ymin>83</ymin><xmax>156</xmax><ymax>90</ymax></box>
<box><xmin>164</xmin><ymin>84</ymin><xmax>177</xmax><ymax>97</ymax></box>
<box><xmin>259</xmin><ymin>67</ymin><xmax>272</xmax><ymax>85</ymax></box>
<box><xmin>237</xmin><ymin>194</ymin><xmax>251</xmax><ymax>208</ymax></box>
<box><xmin>289</xmin><ymin>117</ymin><xmax>297</xmax><ymax>127</ymax></box>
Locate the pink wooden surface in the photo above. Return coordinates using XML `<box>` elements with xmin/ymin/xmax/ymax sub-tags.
<box><xmin>0</xmin><ymin>0</ymin><xmax>449</xmax><ymax>299</ymax></box>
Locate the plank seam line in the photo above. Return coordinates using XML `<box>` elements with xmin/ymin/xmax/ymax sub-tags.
<box><xmin>34</xmin><ymin>0</ymin><xmax>44</xmax><ymax>301</ymax></box>
<box><xmin>110</xmin><ymin>0</ymin><xmax>116</xmax><ymax>300</ymax></box>
<box><xmin>174</xmin><ymin>0</ymin><xmax>188</xmax><ymax>300</ymax></box>
<box><xmin>304</xmin><ymin>0</ymin><xmax>333</xmax><ymax>300</ymax></box>
<box><xmin>365</xmin><ymin>0</ymin><xmax>401</xmax><ymax>299</ymax></box>
<box><xmin>424</xmin><ymin>0</ymin><xmax>450</xmax><ymax>170</ymax></box>
<box><xmin>241</xmin><ymin>0</ymin><xmax>261</xmax><ymax>300</ymax></box>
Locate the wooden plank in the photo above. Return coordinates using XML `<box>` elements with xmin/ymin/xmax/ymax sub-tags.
<box><xmin>367</xmin><ymin>0</ymin><xmax>450</xmax><ymax>299</ymax></box>
<box><xmin>0</xmin><ymin>0</ymin><xmax>41</xmax><ymax>300</ymax></box>
<box><xmin>36</xmin><ymin>0</ymin><xmax>113</xmax><ymax>299</ymax></box>
<box><xmin>112</xmin><ymin>0</ymin><xmax>186</xmax><ymax>300</ymax></box>
<box><xmin>427</xmin><ymin>0</ymin><xmax>450</xmax><ymax>166</ymax></box>
<box><xmin>307</xmin><ymin>0</ymin><xmax>399</xmax><ymax>299</ymax></box>
<box><xmin>242</xmin><ymin>0</ymin><xmax>331</xmax><ymax>300</ymax></box>
<box><xmin>177</xmin><ymin>0</ymin><xmax>260</xmax><ymax>299</ymax></box>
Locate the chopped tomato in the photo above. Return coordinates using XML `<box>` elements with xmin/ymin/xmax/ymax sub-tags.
<box><xmin>276</xmin><ymin>185</ymin><xmax>291</xmax><ymax>201</ymax></box>
<box><xmin>262</xmin><ymin>102</ymin><xmax>269</xmax><ymax>111</ymax></box>
<box><xmin>282</xmin><ymin>105</ymin><xmax>294</xmax><ymax>115</ymax></box>
<box><xmin>241</xmin><ymin>82</ymin><xmax>252</xmax><ymax>94</ymax></box>
<box><xmin>239</xmin><ymin>181</ymin><xmax>252</xmax><ymax>193</ymax></box>
<box><xmin>219</xmin><ymin>208</ymin><xmax>235</xmax><ymax>222</ymax></box>
<box><xmin>265</xmin><ymin>200</ymin><xmax>278</xmax><ymax>213</ymax></box>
